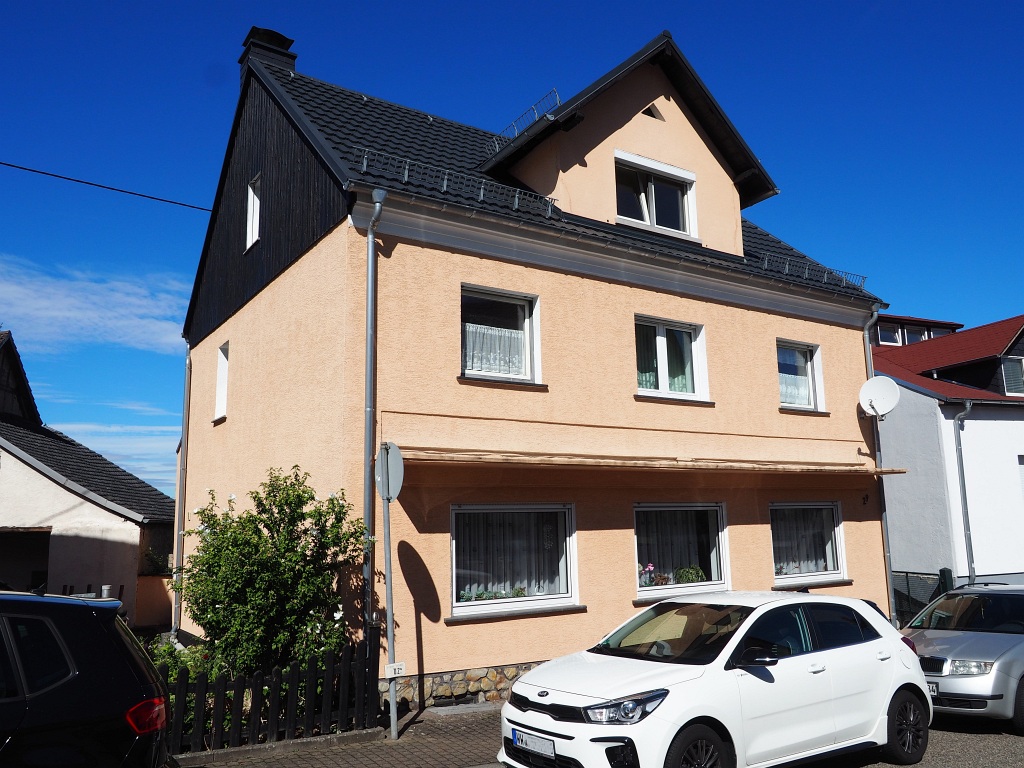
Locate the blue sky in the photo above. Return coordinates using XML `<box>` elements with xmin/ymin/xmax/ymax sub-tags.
<box><xmin>1</xmin><ymin>1</ymin><xmax>1021</xmax><ymax>496</ymax></box>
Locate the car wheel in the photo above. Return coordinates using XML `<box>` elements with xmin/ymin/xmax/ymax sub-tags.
<box><xmin>1012</xmin><ymin>678</ymin><xmax>1024</xmax><ymax>736</ymax></box>
<box><xmin>665</xmin><ymin>724</ymin><xmax>734</xmax><ymax>768</ymax></box>
<box><xmin>880</xmin><ymin>689</ymin><xmax>928</xmax><ymax>764</ymax></box>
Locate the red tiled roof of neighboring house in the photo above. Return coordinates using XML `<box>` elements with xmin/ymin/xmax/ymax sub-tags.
<box><xmin>873</xmin><ymin>355</ymin><xmax>1020</xmax><ymax>404</ymax></box>
<box><xmin>873</xmin><ymin>314</ymin><xmax>1024</xmax><ymax>373</ymax></box>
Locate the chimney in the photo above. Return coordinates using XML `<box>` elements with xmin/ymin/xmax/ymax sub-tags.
<box><xmin>239</xmin><ymin>27</ymin><xmax>296</xmax><ymax>87</ymax></box>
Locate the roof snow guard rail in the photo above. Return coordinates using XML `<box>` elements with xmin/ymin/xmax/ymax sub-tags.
<box><xmin>490</xmin><ymin>89</ymin><xmax>562</xmax><ymax>153</ymax></box>
<box><xmin>351</xmin><ymin>147</ymin><xmax>558</xmax><ymax>219</ymax></box>
<box><xmin>756</xmin><ymin>252</ymin><xmax>866</xmax><ymax>289</ymax></box>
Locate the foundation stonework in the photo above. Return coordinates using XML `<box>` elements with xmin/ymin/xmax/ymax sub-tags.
<box><xmin>378</xmin><ymin>661</ymin><xmax>543</xmax><ymax>708</ymax></box>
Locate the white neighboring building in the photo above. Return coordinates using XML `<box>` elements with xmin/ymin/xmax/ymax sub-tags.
<box><xmin>0</xmin><ymin>332</ymin><xmax>174</xmax><ymax>626</ymax></box>
<box><xmin>874</xmin><ymin>315</ymin><xmax>1024</xmax><ymax>617</ymax></box>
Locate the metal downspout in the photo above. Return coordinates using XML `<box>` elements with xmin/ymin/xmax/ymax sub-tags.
<box><xmin>863</xmin><ymin>307</ymin><xmax>898</xmax><ymax>623</ymax></box>
<box><xmin>363</xmin><ymin>189</ymin><xmax>387</xmax><ymax>633</ymax></box>
<box><xmin>171</xmin><ymin>353</ymin><xmax>191</xmax><ymax>639</ymax></box>
<box><xmin>953</xmin><ymin>400</ymin><xmax>976</xmax><ymax>584</ymax></box>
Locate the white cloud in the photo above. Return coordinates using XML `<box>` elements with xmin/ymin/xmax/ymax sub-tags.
<box><xmin>0</xmin><ymin>253</ymin><xmax>189</xmax><ymax>355</ymax></box>
<box><xmin>50</xmin><ymin>422</ymin><xmax>180</xmax><ymax>497</ymax></box>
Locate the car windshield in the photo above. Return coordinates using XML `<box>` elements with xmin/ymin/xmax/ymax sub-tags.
<box><xmin>909</xmin><ymin>593</ymin><xmax>1024</xmax><ymax>634</ymax></box>
<box><xmin>589</xmin><ymin>602</ymin><xmax>753</xmax><ymax>664</ymax></box>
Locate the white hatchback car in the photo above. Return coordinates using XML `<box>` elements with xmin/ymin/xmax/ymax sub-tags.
<box><xmin>498</xmin><ymin>592</ymin><xmax>930</xmax><ymax>768</ymax></box>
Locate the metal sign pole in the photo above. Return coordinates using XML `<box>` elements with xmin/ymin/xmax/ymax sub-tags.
<box><xmin>375</xmin><ymin>442</ymin><xmax>404</xmax><ymax>740</ymax></box>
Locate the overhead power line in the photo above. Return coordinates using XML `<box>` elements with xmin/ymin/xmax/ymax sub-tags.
<box><xmin>0</xmin><ymin>160</ymin><xmax>212</xmax><ymax>212</ymax></box>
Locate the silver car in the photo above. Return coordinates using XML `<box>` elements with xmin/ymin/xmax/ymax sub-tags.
<box><xmin>902</xmin><ymin>585</ymin><xmax>1024</xmax><ymax>734</ymax></box>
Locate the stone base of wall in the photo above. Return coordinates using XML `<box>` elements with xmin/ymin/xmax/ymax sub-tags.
<box><xmin>378</xmin><ymin>661</ymin><xmax>543</xmax><ymax>708</ymax></box>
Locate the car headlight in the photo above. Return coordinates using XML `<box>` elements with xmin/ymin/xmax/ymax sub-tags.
<box><xmin>949</xmin><ymin>660</ymin><xmax>994</xmax><ymax>676</ymax></box>
<box><xmin>583</xmin><ymin>690</ymin><xmax>668</xmax><ymax>725</ymax></box>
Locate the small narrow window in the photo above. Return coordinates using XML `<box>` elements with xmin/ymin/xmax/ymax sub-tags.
<box><xmin>246</xmin><ymin>176</ymin><xmax>261</xmax><ymax>250</ymax></box>
<box><xmin>877</xmin><ymin>323</ymin><xmax>900</xmax><ymax>345</ymax></box>
<box><xmin>214</xmin><ymin>342</ymin><xmax>229</xmax><ymax>421</ymax></box>
<box><xmin>904</xmin><ymin>326</ymin><xmax>927</xmax><ymax>345</ymax></box>
<box><xmin>930</xmin><ymin>328</ymin><xmax>951</xmax><ymax>339</ymax></box>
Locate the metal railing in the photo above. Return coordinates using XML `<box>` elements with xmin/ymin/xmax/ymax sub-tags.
<box><xmin>490</xmin><ymin>89</ymin><xmax>562</xmax><ymax>153</ymax></box>
<box><xmin>754</xmin><ymin>251</ymin><xmax>867</xmax><ymax>290</ymax></box>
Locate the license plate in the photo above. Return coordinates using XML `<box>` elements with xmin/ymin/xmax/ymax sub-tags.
<box><xmin>513</xmin><ymin>728</ymin><xmax>555</xmax><ymax>758</ymax></box>
<box><xmin>928</xmin><ymin>682</ymin><xmax>938</xmax><ymax>697</ymax></box>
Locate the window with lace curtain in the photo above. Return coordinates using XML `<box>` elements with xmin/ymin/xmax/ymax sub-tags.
<box><xmin>451</xmin><ymin>503</ymin><xmax>576</xmax><ymax>616</ymax></box>
<box><xmin>770</xmin><ymin>503</ymin><xmax>845</xmax><ymax>584</ymax></box>
<box><xmin>461</xmin><ymin>288</ymin><xmax>537</xmax><ymax>382</ymax></box>
<box><xmin>777</xmin><ymin>340</ymin><xmax>824</xmax><ymax>411</ymax></box>
<box><xmin>635</xmin><ymin>318</ymin><xmax>708</xmax><ymax>400</ymax></box>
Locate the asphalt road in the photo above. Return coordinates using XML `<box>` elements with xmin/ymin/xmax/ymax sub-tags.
<box><xmin>798</xmin><ymin>714</ymin><xmax>1024</xmax><ymax>768</ymax></box>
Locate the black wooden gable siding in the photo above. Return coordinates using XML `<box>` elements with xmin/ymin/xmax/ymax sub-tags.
<box><xmin>186</xmin><ymin>78</ymin><xmax>348</xmax><ymax>345</ymax></box>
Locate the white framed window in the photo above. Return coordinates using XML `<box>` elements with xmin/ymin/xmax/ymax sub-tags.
<box><xmin>877</xmin><ymin>323</ymin><xmax>900</xmax><ymax>345</ymax></box>
<box><xmin>904</xmin><ymin>326</ymin><xmax>927</xmax><ymax>345</ymax></box>
<box><xmin>634</xmin><ymin>503</ymin><xmax>728</xmax><ymax>596</ymax></box>
<box><xmin>451</xmin><ymin>503</ymin><xmax>576</xmax><ymax>617</ymax></box>
<box><xmin>1003</xmin><ymin>358</ymin><xmax>1024</xmax><ymax>396</ymax></box>
<box><xmin>614</xmin><ymin>150</ymin><xmax>697</xmax><ymax>239</ymax></box>
<box><xmin>770</xmin><ymin>502</ymin><xmax>845</xmax><ymax>585</ymax></box>
<box><xmin>461</xmin><ymin>287</ymin><xmax>539</xmax><ymax>382</ymax></box>
<box><xmin>245</xmin><ymin>175</ymin><xmax>261</xmax><ymax>250</ymax></box>
<box><xmin>930</xmin><ymin>328</ymin><xmax>951</xmax><ymax>339</ymax></box>
<box><xmin>214</xmin><ymin>342</ymin><xmax>229</xmax><ymax>421</ymax></box>
<box><xmin>634</xmin><ymin>317</ymin><xmax>709</xmax><ymax>400</ymax></box>
<box><xmin>777</xmin><ymin>340</ymin><xmax>825</xmax><ymax>411</ymax></box>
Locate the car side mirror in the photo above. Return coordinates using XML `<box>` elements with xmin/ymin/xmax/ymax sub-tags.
<box><xmin>735</xmin><ymin>647</ymin><xmax>779</xmax><ymax>668</ymax></box>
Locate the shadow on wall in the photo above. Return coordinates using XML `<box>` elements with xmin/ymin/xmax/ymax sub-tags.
<box><xmin>398</xmin><ymin>540</ymin><xmax>441</xmax><ymax>710</ymax></box>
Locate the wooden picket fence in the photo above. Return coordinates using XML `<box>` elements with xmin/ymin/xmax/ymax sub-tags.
<box><xmin>159</xmin><ymin>626</ymin><xmax>380</xmax><ymax>755</ymax></box>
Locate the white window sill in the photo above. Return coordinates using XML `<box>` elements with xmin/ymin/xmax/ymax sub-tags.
<box><xmin>779</xmin><ymin>406</ymin><xmax>831</xmax><ymax>416</ymax></box>
<box><xmin>636</xmin><ymin>390</ymin><xmax>713</xmax><ymax>406</ymax></box>
<box><xmin>445</xmin><ymin>600</ymin><xmax>584</xmax><ymax>624</ymax></box>
<box><xmin>773</xmin><ymin>572</ymin><xmax>847</xmax><ymax>589</ymax></box>
<box><xmin>633</xmin><ymin>583</ymin><xmax>728</xmax><ymax>606</ymax></box>
<box><xmin>615</xmin><ymin>215</ymin><xmax>701</xmax><ymax>244</ymax></box>
<box><xmin>458</xmin><ymin>374</ymin><xmax>546</xmax><ymax>390</ymax></box>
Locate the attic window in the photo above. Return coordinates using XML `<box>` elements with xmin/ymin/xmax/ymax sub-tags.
<box><xmin>246</xmin><ymin>175</ymin><xmax>261</xmax><ymax>250</ymax></box>
<box><xmin>641</xmin><ymin>104</ymin><xmax>665</xmax><ymax>121</ymax></box>
<box><xmin>1003</xmin><ymin>358</ymin><xmax>1024</xmax><ymax>396</ymax></box>
<box><xmin>614</xmin><ymin>150</ymin><xmax>697</xmax><ymax>240</ymax></box>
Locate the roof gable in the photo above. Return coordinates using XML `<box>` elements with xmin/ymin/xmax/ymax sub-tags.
<box><xmin>0</xmin><ymin>332</ymin><xmax>42</xmax><ymax>425</ymax></box>
<box><xmin>480</xmin><ymin>31</ymin><xmax>777</xmax><ymax>209</ymax></box>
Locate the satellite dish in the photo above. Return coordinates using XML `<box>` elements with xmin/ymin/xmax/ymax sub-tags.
<box><xmin>859</xmin><ymin>376</ymin><xmax>900</xmax><ymax>418</ymax></box>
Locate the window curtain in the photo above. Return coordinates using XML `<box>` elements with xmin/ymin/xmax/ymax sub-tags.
<box><xmin>462</xmin><ymin>323</ymin><xmax>525</xmax><ymax>376</ymax></box>
<box><xmin>635</xmin><ymin>323</ymin><xmax>658</xmax><ymax>389</ymax></box>
<box><xmin>635</xmin><ymin>507</ymin><xmax>720</xmax><ymax>585</ymax></box>
<box><xmin>666</xmin><ymin>328</ymin><xmax>693</xmax><ymax>393</ymax></box>
<box><xmin>454</xmin><ymin>508</ymin><xmax>567</xmax><ymax>601</ymax></box>
<box><xmin>778</xmin><ymin>346</ymin><xmax>811</xmax><ymax>406</ymax></box>
<box><xmin>770</xmin><ymin>507</ymin><xmax>837</xmax><ymax>576</ymax></box>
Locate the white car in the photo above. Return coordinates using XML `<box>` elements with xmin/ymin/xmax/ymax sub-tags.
<box><xmin>498</xmin><ymin>592</ymin><xmax>930</xmax><ymax>768</ymax></box>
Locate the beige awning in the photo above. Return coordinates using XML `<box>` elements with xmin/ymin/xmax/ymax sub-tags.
<box><xmin>398</xmin><ymin>447</ymin><xmax>905</xmax><ymax>475</ymax></box>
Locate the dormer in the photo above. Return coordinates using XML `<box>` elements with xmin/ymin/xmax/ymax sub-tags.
<box><xmin>481</xmin><ymin>32</ymin><xmax>777</xmax><ymax>258</ymax></box>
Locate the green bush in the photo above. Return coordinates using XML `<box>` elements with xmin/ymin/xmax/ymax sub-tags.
<box><xmin>174</xmin><ymin>467</ymin><xmax>366</xmax><ymax>677</ymax></box>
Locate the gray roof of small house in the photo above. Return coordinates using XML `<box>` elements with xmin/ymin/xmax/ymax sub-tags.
<box><xmin>245</xmin><ymin>43</ymin><xmax>881</xmax><ymax>306</ymax></box>
<box><xmin>0</xmin><ymin>418</ymin><xmax>175</xmax><ymax>525</ymax></box>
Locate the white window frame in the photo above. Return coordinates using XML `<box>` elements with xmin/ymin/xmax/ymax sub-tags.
<box><xmin>450</xmin><ymin>503</ymin><xmax>577</xmax><ymax>618</ymax></box>
<box><xmin>777</xmin><ymin>339</ymin><xmax>826</xmax><ymax>411</ymax></box>
<box><xmin>633</xmin><ymin>503</ymin><xmax>730</xmax><ymax>598</ymax></box>
<box><xmin>245</xmin><ymin>175</ymin><xmax>261</xmax><ymax>250</ymax></box>
<box><xmin>929</xmin><ymin>328</ymin><xmax>951</xmax><ymax>339</ymax></box>
<box><xmin>460</xmin><ymin>285</ymin><xmax>541</xmax><ymax>384</ymax></box>
<box><xmin>634</xmin><ymin>316</ymin><xmax>710</xmax><ymax>401</ymax></box>
<box><xmin>769</xmin><ymin>502</ymin><xmax>846</xmax><ymax>586</ymax></box>
<box><xmin>1003</xmin><ymin>357</ymin><xmax>1024</xmax><ymax>396</ymax></box>
<box><xmin>614</xmin><ymin>149</ymin><xmax>698</xmax><ymax>241</ymax></box>
<box><xmin>877</xmin><ymin>323</ymin><xmax>901</xmax><ymax>346</ymax></box>
<box><xmin>903</xmin><ymin>326</ymin><xmax>927</xmax><ymax>345</ymax></box>
<box><xmin>214</xmin><ymin>342</ymin><xmax>229</xmax><ymax>421</ymax></box>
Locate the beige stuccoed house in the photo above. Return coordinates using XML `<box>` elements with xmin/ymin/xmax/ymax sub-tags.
<box><xmin>176</xmin><ymin>28</ymin><xmax>896</xmax><ymax>705</ymax></box>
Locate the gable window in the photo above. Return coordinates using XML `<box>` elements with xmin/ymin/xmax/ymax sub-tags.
<box><xmin>461</xmin><ymin>288</ymin><xmax>538</xmax><ymax>382</ymax></box>
<box><xmin>877</xmin><ymin>323</ymin><xmax>900</xmax><ymax>345</ymax></box>
<box><xmin>634</xmin><ymin>318</ymin><xmax>708</xmax><ymax>400</ymax></box>
<box><xmin>614</xmin><ymin>150</ymin><xmax>697</xmax><ymax>239</ymax></box>
<box><xmin>777</xmin><ymin>341</ymin><xmax>824</xmax><ymax>410</ymax></box>
<box><xmin>770</xmin><ymin>503</ymin><xmax>845</xmax><ymax>584</ymax></box>
<box><xmin>246</xmin><ymin>175</ymin><xmax>261</xmax><ymax>250</ymax></box>
<box><xmin>214</xmin><ymin>342</ymin><xmax>229</xmax><ymax>421</ymax></box>
<box><xmin>635</xmin><ymin>504</ymin><xmax>726</xmax><ymax>595</ymax></box>
<box><xmin>1002</xmin><ymin>358</ymin><xmax>1024</xmax><ymax>396</ymax></box>
<box><xmin>451</xmin><ymin>503</ymin><xmax>575</xmax><ymax>616</ymax></box>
